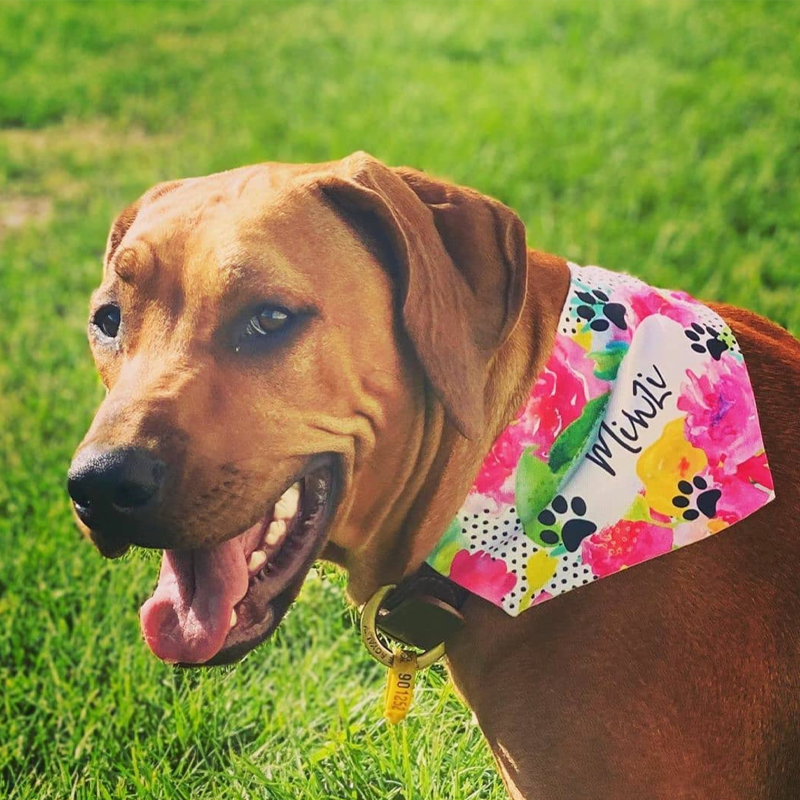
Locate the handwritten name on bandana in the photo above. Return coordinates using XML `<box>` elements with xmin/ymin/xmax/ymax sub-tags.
<box><xmin>426</xmin><ymin>264</ymin><xmax>775</xmax><ymax>615</ymax></box>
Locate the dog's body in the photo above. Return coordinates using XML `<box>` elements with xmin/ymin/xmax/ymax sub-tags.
<box><xmin>449</xmin><ymin>267</ymin><xmax>800</xmax><ymax>799</ymax></box>
<box><xmin>69</xmin><ymin>153</ymin><xmax>800</xmax><ymax>798</ymax></box>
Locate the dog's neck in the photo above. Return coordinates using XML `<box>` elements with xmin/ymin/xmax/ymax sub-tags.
<box><xmin>334</xmin><ymin>250</ymin><xmax>571</xmax><ymax>604</ymax></box>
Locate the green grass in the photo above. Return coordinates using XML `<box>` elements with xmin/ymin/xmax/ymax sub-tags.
<box><xmin>1</xmin><ymin>1</ymin><xmax>799</xmax><ymax>798</ymax></box>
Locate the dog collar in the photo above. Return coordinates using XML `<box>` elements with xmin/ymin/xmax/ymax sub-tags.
<box><xmin>425</xmin><ymin>263</ymin><xmax>776</xmax><ymax>616</ymax></box>
<box><xmin>370</xmin><ymin>564</ymin><xmax>468</xmax><ymax>652</ymax></box>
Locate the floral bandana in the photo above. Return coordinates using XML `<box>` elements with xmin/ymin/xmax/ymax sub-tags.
<box><xmin>426</xmin><ymin>263</ymin><xmax>775</xmax><ymax>615</ymax></box>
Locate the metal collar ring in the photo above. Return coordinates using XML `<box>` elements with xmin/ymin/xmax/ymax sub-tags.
<box><xmin>359</xmin><ymin>584</ymin><xmax>446</xmax><ymax>669</ymax></box>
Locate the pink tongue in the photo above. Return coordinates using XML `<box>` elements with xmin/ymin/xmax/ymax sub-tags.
<box><xmin>139</xmin><ymin>534</ymin><xmax>253</xmax><ymax>664</ymax></box>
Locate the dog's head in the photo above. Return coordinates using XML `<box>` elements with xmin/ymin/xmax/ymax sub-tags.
<box><xmin>68</xmin><ymin>152</ymin><xmax>527</xmax><ymax>665</ymax></box>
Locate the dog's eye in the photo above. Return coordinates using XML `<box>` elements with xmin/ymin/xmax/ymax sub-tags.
<box><xmin>93</xmin><ymin>304</ymin><xmax>121</xmax><ymax>338</ymax></box>
<box><xmin>247</xmin><ymin>307</ymin><xmax>291</xmax><ymax>336</ymax></box>
<box><xmin>235</xmin><ymin>305</ymin><xmax>300</xmax><ymax>353</ymax></box>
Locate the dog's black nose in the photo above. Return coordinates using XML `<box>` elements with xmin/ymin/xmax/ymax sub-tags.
<box><xmin>67</xmin><ymin>447</ymin><xmax>165</xmax><ymax>528</ymax></box>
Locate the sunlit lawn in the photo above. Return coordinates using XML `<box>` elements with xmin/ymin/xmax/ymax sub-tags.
<box><xmin>1</xmin><ymin>1</ymin><xmax>798</xmax><ymax>797</ymax></box>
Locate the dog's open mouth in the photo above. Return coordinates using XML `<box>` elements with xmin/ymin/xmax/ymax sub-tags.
<box><xmin>139</xmin><ymin>465</ymin><xmax>336</xmax><ymax>666</ymax></box>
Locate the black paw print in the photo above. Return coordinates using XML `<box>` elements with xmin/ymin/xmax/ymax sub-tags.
<box><xmin>671</xmin><ymin>475</ymin><xmax>721</xmax><ymax>521</ymax></box>
<box><xmin>684</xmin><ymin>323</ymin><xmax>729</xmax><ymax>361</ymax></box>
<box><xmin>576</xmin><ymin>289</ymin><xmax>628</xmax><ymax>332</ymax></box>
<box><xmin>537</xmin><ymin>495</ymin><xmax>598</xmax><ymax>552</ymax></box>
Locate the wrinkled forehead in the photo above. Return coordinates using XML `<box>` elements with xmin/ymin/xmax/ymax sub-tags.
<box><xmin>103</xmin><ymin>165</ymin><xmax>357</xmax><ymax>307</ymax></box>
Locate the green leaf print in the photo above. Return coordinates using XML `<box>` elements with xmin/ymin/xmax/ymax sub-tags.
<box><xmin>589</xmin><ymin>340</ymin><xmax>629</xmax><ymax>381</ymax></box>
<box><xmin>426</xmin><ymin>516</ymin><xmax>466</xmax><ymax>574</ymax></box>
<box><xmin>516</xmin><ymin>447</ymin><xmax>560</xmax><ymax>536</ymax></box>
<box><xmin>548</xmin><ymin>392</ymin><xmax>610</xmax><ymax>475</ymax></box>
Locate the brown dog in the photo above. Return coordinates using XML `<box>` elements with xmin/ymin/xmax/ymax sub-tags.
<box><xmin>69</xmin><ymin>152</ymin><xmax>800</xmax><ymax>798</ymax></box>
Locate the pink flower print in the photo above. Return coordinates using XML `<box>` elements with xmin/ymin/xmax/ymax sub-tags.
<box><xmin>735</xmin><ymin>451</ymin><xmax>774</xmax><ymax>492</ymax></box>
<box><xmin>472</xmin><ymin>423</ymin><xmax>528</xmax><ymax>503</ymax></box>
<box><xmin>519</xmin><ymin>336</ymin><xmax>608</xmax><ymax>460</ymax></box>
<box><xmin>678</xmin><ymin>358</ymin><xmax>761</xmax><ymax>472</ymax></box>
<box><xmin>531</xmin><ymin>590</ymin><xmax>553</xmax><ymax>607</ymax></box>
<box><xmin>582</xmin><ymin>520</ymin><xmax>674</xmax><ymax>579</ymax></box>
<box><xmin>448</xmin><ymin>550</ymin><xmax>517</xmax><ymax>605</ymax></box>
<box><xmin>625</xmin><ymin>285</ymin><xmax>699</xmax><ymax>329</ymax></box>
<box><xmin>711</xmin><ymin>453</ymin><xmax>774</xmax><ymax>525</ymax></box>
<box><xmin>471</xmin><ymin>336</ymin><xmax>606</xmax><ymax>503</ymax></box>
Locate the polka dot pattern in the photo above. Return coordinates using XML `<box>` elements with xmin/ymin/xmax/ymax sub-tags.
<box><xmin>456</xmin><ymin>502</ymin><xmax>599</xmax><ymax>615</ymax></box>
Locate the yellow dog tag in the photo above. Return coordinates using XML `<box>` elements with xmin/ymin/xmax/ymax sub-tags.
<box><xmin>384</xmin><ymin>649</ymin><xmax>418</xmax><ymax>724</ymax></box>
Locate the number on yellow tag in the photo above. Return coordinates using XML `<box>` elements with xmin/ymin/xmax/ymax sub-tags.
<box><xmin>384</xmin><ymin>649</ymin><xmax>418</xmax><ymax>724</ymax></box>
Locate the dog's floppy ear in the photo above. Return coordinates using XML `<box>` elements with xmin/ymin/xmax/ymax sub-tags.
<box><xmin>104</xmin><ymin>180</ymin><xmax>185</xmax><ymax>266</ymax></box>
<box><xmin>317</xmin><ymin>152</ymin><xmax>528</xmax><ymax>440</ymax></box>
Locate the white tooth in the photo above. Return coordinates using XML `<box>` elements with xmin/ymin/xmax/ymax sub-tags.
<box><xmin>266</xmin><ymin>519</ymin><xmax>287</xmax><ymax>546</ymax></box>
<box><xmin>230</xmin><ymin>609</ymin><xmax>237</xmax><ymax>628</ymax></box>
<box><xmin>274</xmin><ymin>482</ymin><xmax>301</xmax><ymax>520</ymax></box>
<box><xmin>248</xmin><ymin>550</ymin><xmax>267</xmax><ymax>572</ymax></box>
